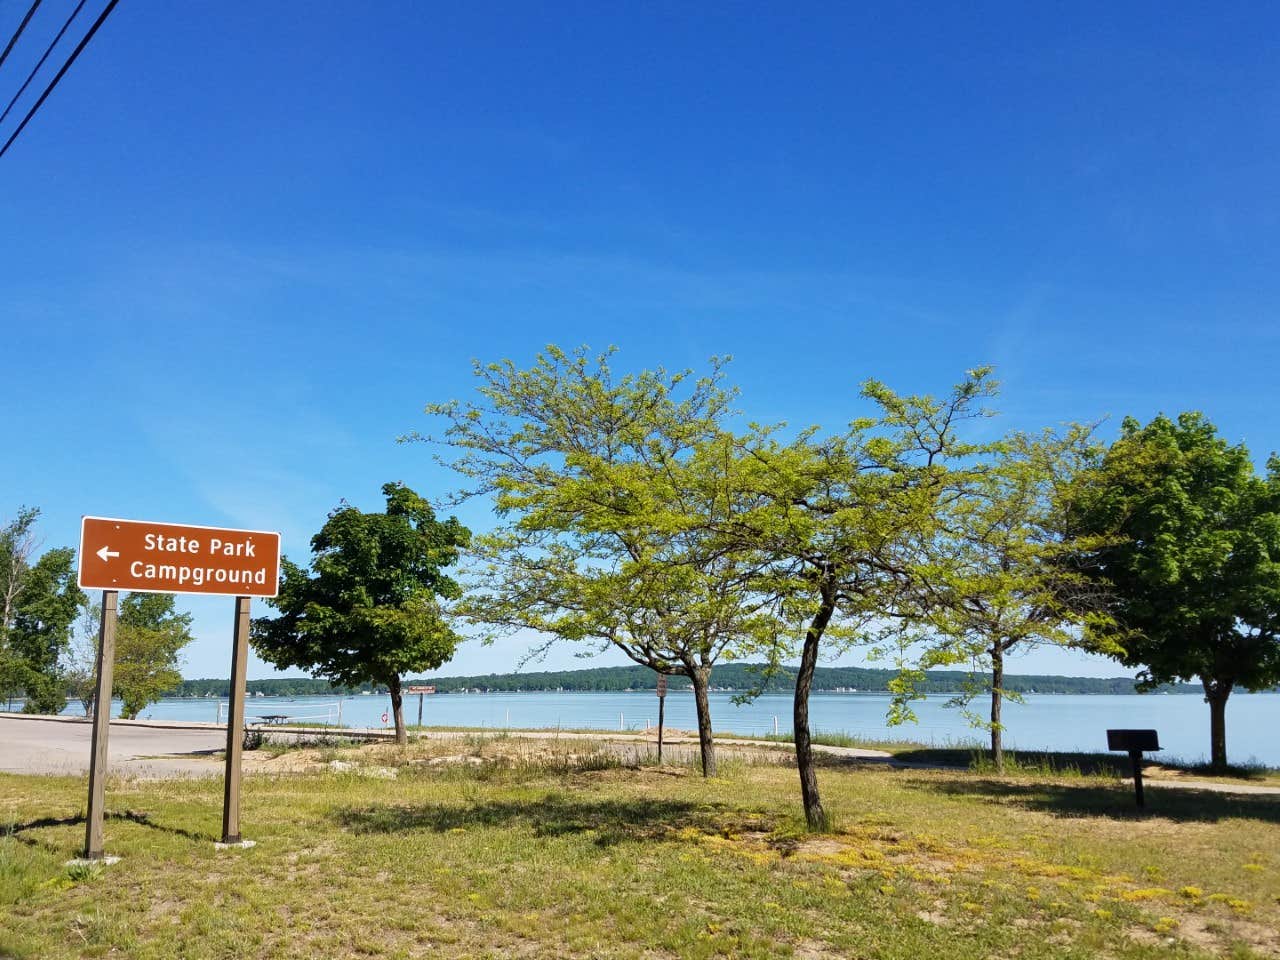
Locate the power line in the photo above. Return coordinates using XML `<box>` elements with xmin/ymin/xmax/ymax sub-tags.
<box><xmin>0</xmin><ymin>0</ymin><xmax>43</xmax><ymax>73</ymax></box>
<box><xmin>0</xmin><ymin>0</ymin><xmax>119</xmax><ymax>160</ymax></box>
<box><xmin>0</xmin><ymin>0</ymin><xmax>88</xmax><ymax>127</ymax></box>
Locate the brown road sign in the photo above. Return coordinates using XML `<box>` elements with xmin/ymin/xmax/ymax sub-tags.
<box><xmin>406</xmin><ymin>685</ymin><xmax>437</xmax><ymax>695</ymax></box>
<box><xmin>78</xmin><ymin>516</ymin><xmax>281</xmax><ymax>597</ymax></box>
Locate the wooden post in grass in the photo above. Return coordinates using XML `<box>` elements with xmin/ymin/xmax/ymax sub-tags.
<box><xmin>405</xmin><ymin>686</ymin><xmax>435</xmax><ymax>734</ymax></box>
<box><xmin>1130</xmin><ymin>750</ymin><xmax>1146</xmax><ymax>809</ymax></box>
<box><xmin>656</xmin><ymin>673</ymin><xmax>667</xmax><ymax>764</ymax></box>
<box><xmin>83</xmin><ymin>590</ymin><xmax>118</xmax><ymax>860</ymax></box>
<box><xmin>221</xmin><ymin>596</ymin><xmax>251</xmax><ymax>843</ymax></box>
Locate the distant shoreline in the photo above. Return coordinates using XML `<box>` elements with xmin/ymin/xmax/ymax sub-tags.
<box><xmin>160</xmin><ymin>688</ymin><xmax>1241</xmax><ymax>700</ymax></box>
<box><xmin>168</xmin><ymin>662</ymin><xmax>1236</xmax><ymax>700</ymax></box>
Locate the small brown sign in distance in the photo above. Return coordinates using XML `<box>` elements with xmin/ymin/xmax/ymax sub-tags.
<box><xmin>406</xmin><ymin>685</ymin><xmax>437</xmax><ymax>695</ymax></box>
<box><xmin>78</xmin><ymin>516</ymin><xmax>281</xmax><ymax>597</ymax></box>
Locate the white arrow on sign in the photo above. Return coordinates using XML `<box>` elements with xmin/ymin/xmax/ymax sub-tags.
<box><xmin>96</xmin><ymin>545</ymin><xmax>120</xmax><ymax>563</ymax></box>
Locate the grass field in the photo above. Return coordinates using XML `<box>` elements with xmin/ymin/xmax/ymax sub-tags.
<box><xmin>2</xmin><ymin>735</ymin><xmax>1278</xmax><ymax>958</ymax></box>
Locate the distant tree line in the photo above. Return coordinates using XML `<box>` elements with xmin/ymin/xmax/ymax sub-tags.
<box><xmin>169</xmin><ymin>662</ymin><xmax>1202</xmax><ymax>699</ymax></box>
<box><xmin>175</xmin><ymin>677</ymin><xmax>382</xmax><ymax>698</ymax></box>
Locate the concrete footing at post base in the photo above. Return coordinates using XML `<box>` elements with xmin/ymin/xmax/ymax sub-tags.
<box><xmin>214</xmin><ymin>839</ymin><xmax>256</xmax><ymax>850</ymax></box>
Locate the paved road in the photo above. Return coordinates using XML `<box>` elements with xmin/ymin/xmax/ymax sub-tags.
<box><xmin>0</xmin><ymin>715</ymin><xmax>226</xmax><ymax>777</ymax></box>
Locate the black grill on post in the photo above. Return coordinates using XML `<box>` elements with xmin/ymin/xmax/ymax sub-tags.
<box><xmin>1107</xmin><ymin>729</ymin><xmax>1161</xmax><ymax>808</ymax></box>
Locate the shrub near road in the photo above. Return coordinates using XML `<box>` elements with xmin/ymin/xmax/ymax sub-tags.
<box><xmin>2</xmin><ymin>740</ymin><xmax>1278</xmax><ymax>959</ymax></box>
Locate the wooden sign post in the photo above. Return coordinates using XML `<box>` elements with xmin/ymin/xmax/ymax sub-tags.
<box><xmin>221</xmin><ymin>597</ymin><xmax>252</xmax><ymax>845</ymax></box>
<box><xmin>655</xmin><ymin>673</ymin><xmax>668</xmax><ymax>764</ymax></box>
<box><xmin>82</xmin><ymin>590</ymin><xmax>118</xmax><ymax>861</ymax></box>
<box><xmin>406</xmin><ymin>685</ymin><xmax>436</xmax><ymax>728</ymax></box>
<box><xmin>78</xmin><ymin>516</ymin><xmax>280</xmax><ymax>859</ymax></box>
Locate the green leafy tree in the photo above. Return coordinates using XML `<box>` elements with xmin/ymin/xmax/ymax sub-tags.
<box><xmin>252</xmin><ymin>483</ymin><xmax>470</xmax><ymax>745</ymax></box>
<box><xmin>112</xmin><ymin>593</ymin><xmax>194</xmax><ymax>719</ymax></box>
<box><xmin>0</xmin><ymin>507</ymin><xmax>84</xmax><ymax>714</ymax></box>
<box><xmin>1069</xmin><ymin>413</ymin><xmax>1280</xmax><ymax>771</ymax></box>
<box><xmin>414</xmin><ymin>347</ymin><xmax>785</xmax><ymax>776</ymax></box>
<box><xmin>728</xmin><ymin>371</ymin><xmax>996</xmax><ymax>828</ymax></box>
<box><xmin>887</xmin><ymin>427</ymin><xmax>1114</xmax><ymax>772</ymax></box>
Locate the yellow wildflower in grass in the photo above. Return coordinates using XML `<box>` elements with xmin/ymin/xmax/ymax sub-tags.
<box><xmin>962</xmin><ymin>903</ymin><xmax>983</xmax><ymax>914</ymax></box>
<box><xmin>878</xmin><ymin>884</ymin><xmax>895</xmax><ymax>895</ymax></box>
<box><xmin>1178</xmin><ymin>886</ymin><xmax>1202</xmax><ymax>900</ymax></box>
<box><xmin>853</xmin><ymin>848</ymin><xmax>886</xmax><ymax>863</ymax></box>
<box><xmin>821</xmin><ymin>876</ymin><xmax>850</xmax><ymax>898</ymax></box>
<box><xmin>1152</xmin><ymin>917</ymin><xmax>1178</xmax><ymax>935</ymax></box>
<box><xmin>1242</xmin><ymin>864</ymin><xmax>1263</xmax><ymax>873</ymax></box>
<box><xmin>1025</xmin><ymin>887</ymin><xmax>1041</xmax><ymax>902</ymax></box>
<box><xmin>1226</xmin><ymin>899</ymin><xmax>1252</xmax><ymax>915</ymax></box>
<box><xmin>1094</xmin><ymin>909</ymin><xmax>1113</xmax><ymax>920</ymax></box>
<box><xmin>1119</xmin><ymin>888</ymin><xmax>1170</xmax><ymax>902</ymax></box>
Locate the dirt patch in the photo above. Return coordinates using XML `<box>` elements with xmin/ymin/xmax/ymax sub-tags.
<box><xmin>1174</xmin><ymin>912</ymin><xmax>1280</xmax><ymax>957</ymax></box>
<box><xmin>792</xmin><ymin>838</ymin><xmax>846</xmax><ymax>858</ymax></box>
<box><xmin>915</xmin><ymin>908</ymin><xmax>953</xmax><ymax>927</ymax></box>
<box><xmin>792</xmin><ymin>938</ymin><xmax>846</xmax><ymax>959</ymax></box>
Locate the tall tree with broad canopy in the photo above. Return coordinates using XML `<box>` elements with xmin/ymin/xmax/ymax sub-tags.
<box><xmin>113</xmin><ymin>593</ymin><xmax>194</xmax><ymax>719</ymax></box>
<box><xmin>884</xmin><ymin>426</ymin><xmax>1115</xmax><ymax>773</ymax></box>
<box><xmin>252</xmin><ymin>483</ymin><xmax>470</xmax><ymax>745</ymax></box>
<box><xmin>1</xmin><ymin>507</ymin><xmax>84</xmax><ymax>713</ymax></box>
<box><xmin>1068</xmin><ymin>413</ymin><xmax>1280</xmax><ymax>772</ymax></box>
<box><xmin>411</xmin><ymin>347</ymin><xmax>785</xmax><ymax>777</ymax></box>
<box><xmin>727</xmin><ymin>370</ymin><xmax>997</xmax><ymax>828</ymax></box>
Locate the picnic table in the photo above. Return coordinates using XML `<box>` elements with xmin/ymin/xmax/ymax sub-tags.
<box><xmin>254</xmin><ymin>714</ymin><xmax>292</xmax><ymax>726</ymax></box>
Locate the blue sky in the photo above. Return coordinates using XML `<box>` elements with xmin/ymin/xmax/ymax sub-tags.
<box><xmin>1</xmin><ymin>2</ymin><xmax>1276</xmax><ymax>681</ymax></box>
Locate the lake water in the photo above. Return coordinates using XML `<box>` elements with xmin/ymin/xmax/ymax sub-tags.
<box><xmin>64</xmin><ymin>690</ymin><xmax>1280</xmax><ymax>767</ymax></box>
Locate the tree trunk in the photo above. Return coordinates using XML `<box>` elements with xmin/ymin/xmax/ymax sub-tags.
<box><xmin>688</xmin><ymin>665</ymin><xmax>717</xmax><ymax>778</ymax></box>
<box><xmin>389</xmin><ymin>673</ymin><xmax>407</xmax><ymax>745</ymax></box>
<box><xmin>990</xmin><ymin>643</ymin><xmax>1004</xmax><ymax>774</ymax></box>
<box><xmin>795</xmin><ymin>585</ymin><xmax>837</xmax><ymax>831</ymax></box>
<box><xmin>1203</xmin><ymin>677</ymin><xmax>1232</xmax><ymax>773</ymax></box>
